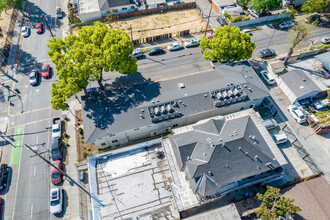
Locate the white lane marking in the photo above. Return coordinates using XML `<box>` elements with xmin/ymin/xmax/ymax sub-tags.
<box><xmin>33</xmin><ymin>166</ymin><xmax>36</xmax><ymax>176</ymax></box>
<box><xmin>30</xmin><ymin>204</ymin><xmax>33</xmax><ymax>218</ymax></box>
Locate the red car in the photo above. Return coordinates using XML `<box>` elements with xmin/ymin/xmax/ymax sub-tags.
<box><xmin>36</xmin><ymin>23</ymin><xmax>43</xmax><ymax>34</ymax></box>
<box><xmin>41</xmin><ymin>63</ymin><xmax>50</xmax><ymax>78</ymax></box>
<box><xmin>51</xmin><ymin>160</ymin><xmax>62</xmax><ymax>185</ymax></box>
<box><xmin>208</xmin><ymin>35</ymin><xmax>214</xmax><ymax>39</ymax></box>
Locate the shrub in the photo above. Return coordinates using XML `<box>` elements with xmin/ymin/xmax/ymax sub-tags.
<box><xmin>111</xmin><ymin>9</ymin><xmax>118</xmax><ymax>13</ymax></box>
<box><xmin>223</xmin><ymin>11</ymin><xmax>232</xmax><ymax>21</ymax></box>
<box><xmin>105</xmin><ymin>10</ymin><xmax>110</xmax><ymax>14</ymax></box>
<box><xmin>327</xmin><ymin>89</ymin><xmax>330</xmax><ymax>99</ymax></box>
<box><xmin>232</xmin><ymin>15</ymin><xmax>243</xmax><ymax>22</ymax></box>
<box><xmin>63</xmin><ymin>132</ymin><xmax>68</xmax><ymax>138</ymax></box>
<box><xmin>78</xmin><ymin>127</ymin><xmax>83</xmax><ymax>135</ymax></box>
<box><xmin>63</xmin><ymin>138</ymin><xmax>68</xmax><ymax>143</ymax></box>
<box><xmin>82</xmin><ymin>151</ymin><xmax>88</xmax><ymax>158</ymax></box>
<box><xmin>81</xmin><ymin>140</ymin><xmax>84</xmax><ymax>144</ymax></box>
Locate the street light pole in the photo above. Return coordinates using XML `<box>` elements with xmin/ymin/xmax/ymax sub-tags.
<box><xmin>204</xmin><ymin>5</ymin><xmax>213</xmax><ymax>37</ymax></box>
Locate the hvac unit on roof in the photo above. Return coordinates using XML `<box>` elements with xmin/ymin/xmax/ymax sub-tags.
<box><xmin>216</xmin><ymin>92</ymin><xmax>222</xmax><ymax>100</ymax></box>
<box><xmin>154</xmin><ymin>107</ymin><xmax>160</xmax><ymax>115</ymax></box>
<box><xmin>160</xmin><ymin>106</ymin><xmax>166</xmax><ymax>114</ymax></box>
<box><xmin>166</xmin><ymin>104</ymin><xmax>172</xmax><ymax>112</ymax></box>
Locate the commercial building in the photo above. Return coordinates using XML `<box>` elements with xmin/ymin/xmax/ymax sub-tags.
<box><xmin>82</xmin><ymin>61</ymin><xmax>271</xmax><ymax>149</ymax></box>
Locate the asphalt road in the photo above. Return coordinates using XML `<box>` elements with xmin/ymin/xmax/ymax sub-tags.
<box><xmin>1</xmin><ymin>0</ymin><xmax>63</xmax><ymax>219</ymax></box>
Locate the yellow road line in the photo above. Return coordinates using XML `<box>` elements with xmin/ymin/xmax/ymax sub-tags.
<box><xmin>8</xmin><ymin>116</ymin><xmax>58</xmax><ymax>130</ymax></box>
<box><xmin>8</xmin><ymin>106</ymin><xmax>52</xmax><ymax>117</ymax></box>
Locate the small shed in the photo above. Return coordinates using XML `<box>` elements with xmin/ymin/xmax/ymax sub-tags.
<box><xmin>268</xmin><ymin>60</ymin><xmax>285</xmax><ymax>74</ymax></box>
<box><xmin>278</xmin><ymin>70</ymin><xmax>321</xmax><ymax>104</ymax></box>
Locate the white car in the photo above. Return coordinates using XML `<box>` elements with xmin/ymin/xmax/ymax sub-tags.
<box><xmin>272</xmin><ymin>133</ymin><xmax>288</xmax><ymax>145</ymax></box>
<box><xmin>184</xmin><ymin>39</ymin><xmax>200</xmax><ymax>48</ymax></box>
<box><xmin>287</xmin><ymin>105</ymin><xmax>306</xmax><ymax>123</ymax></box>
<box><xmin>50</xmin><ymin>188</ymin><xmax>63</xmax><ymax>214</ymax></box>
<box><xmin>167</xmin><ymin>43</ymin><xmax>184</xmax><ymax>51</ymax></box>
<box><xmin>321</xmin><ymin>36</ymin><xmax>330</xmax><ymax>44</ymax></box>
<box><xmin>131</xmin><ymin>49</ymin><xmax>143</xmax><ymax>58</ymax></box>
<box><xmin>21</xmin><ymin>26</ymin><xmax>30</xmax><ymax>38</ymax></box>
<box><xmin>260</xmin><ymin>70</ymin><xmax>275</xmax><ymax>85</ymax></box>
<box><xmin>262</xmin><ymin>119</ymin><xmax>278</xmax><ymax>130</ymax></box>
<box><xmin>279</xmin><ymin>20</ymin><xmax>295</xmax><ymax>29</ymax></box>
<box><xmin>241</xmin><ymin>29</ymin><xmax>252</xmax><ymax>36</ymax></box>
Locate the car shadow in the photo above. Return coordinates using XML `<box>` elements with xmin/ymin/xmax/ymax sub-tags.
<box><xmin>0</xmin><ymin>167</ymin><xmax>12</xmax><ymax>196</ymax></box>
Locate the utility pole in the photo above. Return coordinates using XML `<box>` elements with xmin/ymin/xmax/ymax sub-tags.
<box><xmin>130</xmin><ymin>24</ymin><xmax>133</xmax><ymax>41</ymax></box>
<box><xmin>24</xmin><ymin>144</ymin><xmax>99</xmax><ymax>203</ymax></box>
<box><xmin>266</xmin><ymin>24</ymin><xmax>276</xmax><ymax>50</ymax></box>
<box><xmin>204</xmin><ymin>5</ymin><xmax>213</xmax><ymax>37</ymax></box>
<box><xmin>42</xmin><ymin>15</ymin><xmax>55</xmax><ymax>38</ymax></box>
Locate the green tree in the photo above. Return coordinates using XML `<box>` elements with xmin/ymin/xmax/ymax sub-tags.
<box><xmin>47</xmin><ymin>22</ymin><xmax>137</xmax><ymax>110</ymax></box>
<box><xmin>301</xmin><ymin>0</ymin><xmax>327</xmax><ymax>13</ymax></box>
<box><xmin>200</xmin><ymin>26</ymin><xmax>256</xmax><ymax>62</ymax></box>
<box><xmin>284</xmin><ymin>21</ymin><xmax>315</xmax><ymax>65</ymax></box>
<box><xmin>237</xmin><ymin>0</ymin><xmax>251</xmax><ymax>10</ymax></box>
<box><xmin>251</xmin><ymin>0</ymin><xmax>281</xmax><ymax>13</ymax></box>
<box><xmin>282</xmin><ymin>5</ymin><xmax>298</xmax><ymax>19</ymax></box>
<box><xmin>0</xmin><ymin>0</ymin><xmax>24</xmax><ymax>14</ymax></box>
<box><xmin>256</xmin><ymin>186</ymin><xmax>301</xmax><ymax>220</ymax></box>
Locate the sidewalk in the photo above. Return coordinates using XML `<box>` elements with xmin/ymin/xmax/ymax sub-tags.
<box><xmin>63</xmin><ymin>98</ymin><xmax>90</xmax><ymax>220</ymax></box>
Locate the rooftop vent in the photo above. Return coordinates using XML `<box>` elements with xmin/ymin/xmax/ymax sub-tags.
<box><xmin>203</xmin><ymin>153</ymin><xmax>207</xmax><ymax>156</ymax></box>
<box><xmin>208</xmin><ymin>171</ymin><xmax>214</xmax><ymax>176</ymax></box>
<box><xmin>302</xmin><ymin>78</ymin><xmax>307</xmax><ymax>81</ymax></box>
<box><xmin>187</xmin><ymin>156</ymin><xmax>191</xmax><ymax>161</ymax></box>
<box><xmin>219</xmin><ymin>138</ymin><xmax>223</xmax><ymax>142</ymax></box>
<box><xmin>300</xmin><ymin>86</ymin><xmax>304</xmax><ymax>90</ymax></box>
<box><xmin>238</xmin><ymin>147</ymin><xmax>241</xmax><ymax>150</ymax></box>
<box><xmin>257</xmin><ymin>166</ymin><xmax>261</xmax><ymax>170</ymax></box>
<box><xmin>222</xmin><ymin>143</ymin><xmax>225</xmax><ymax>147</ymax></box>
<box><xmin>204</xmin><ymin>94</ymin><xmax>208</xmax><ymax>97</ymax></box>
<box><xmin>178</xmin><ymin>82</ymin><xmax>185</xmax><ymax>89</ymax></box>
<box><xmin>141</xmin><ymin>109</ymin><xmax>145</xmax><ymax>112</ymax></box>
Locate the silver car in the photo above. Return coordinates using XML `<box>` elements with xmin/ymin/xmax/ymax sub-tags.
<box><xmin>167</xmin><ymin>43</ymin><xmax>184</xmax><ymax>51</ymax></box>
<box><xmin>21</xmin><ymin>26</ymin><xmax>30</xmax><ymax>38</ymax></box>
<box><xmin>50</xmin><ymin>188</ymin><xmax>63</xmax><ymax>214</ymax></box>
<box><xmin>321</xmin><ymin>36</ymin><xmax>330</xmax><ymax>44</ymax></box>
<box><xmin>131</xmin><ymin>49</ymin><xmax>143</xmax><ymax>58</ymax></box>
<box><xmin>279</xmin><ymin>20</ymin><xmax>295</xmax><ymax>29</ymax></box>
<box><xmin>29</xmin><ymin>71</ymin><xmax>39</xmax><ymax>86</ymax></box>
<box><xmin>184</xmin><ymin>39</ymin><xmax>200</xmax><ymax>48</ymax></box>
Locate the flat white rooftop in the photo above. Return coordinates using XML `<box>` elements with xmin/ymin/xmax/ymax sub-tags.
<box><xmin>79</xmin><ymin>0</ymin><xmax>100</xmax><ymax>14</ymax></box>
<box><xmin>89</xmin><ymin>141</ymin><xmax>179</xmax><ymax>220</ymax></box>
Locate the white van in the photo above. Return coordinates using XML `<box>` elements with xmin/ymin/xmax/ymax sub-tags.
<box><xmin>262</xmin><ymin>119</ymin><xmax>278</xmax><ymax>130</ymax></box>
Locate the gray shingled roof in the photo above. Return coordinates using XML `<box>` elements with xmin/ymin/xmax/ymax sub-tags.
<box><xmin>82</xmin><ymin>61</ymin><xmax>270</xmax><ymax>144</ymax></box>
<box><xmin>315</xmin><ymin>52</ymin><xmax>330</xmax><ymax>71</ymax></box>
<box><xmin>169</xmin><ymin>115</ymin><xmax>281</xmax><ymax>197</ymax></box>
<box><xmin>280</xmin><ymin>70</ymin><xmax>321</xmax><ymax>100</ymax></box>
<box><xmin>98</xmin><ymin>0</ymin><xmax>135</xmax><ymax>11</ymax></box>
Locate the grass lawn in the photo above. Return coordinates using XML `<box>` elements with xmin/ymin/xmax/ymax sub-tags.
<box><xmin>314</xmin><ymin>109</ymin><xmax>330</xmax><ymax>126</ymax></box>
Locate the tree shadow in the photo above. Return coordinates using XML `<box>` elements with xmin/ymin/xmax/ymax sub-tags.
<box><xmin>83</xmin><ymin>72</ymin><xmax>161</xmax><ymax>130</ymax></box>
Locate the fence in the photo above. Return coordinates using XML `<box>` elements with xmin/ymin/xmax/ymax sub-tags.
<box><xmin>0</xmin><ymin>8</ymin><xmax>18</xmax><ymax>66</ymax></box>
<box><xmin>104</xmin><ymin>2</ymin><xmax>196</xmax><ymax>21</ymax></box>
<box><xmin>229</xmin><ymin>13</ymin><xmax>290</xmax><ymax>28</ymax></box>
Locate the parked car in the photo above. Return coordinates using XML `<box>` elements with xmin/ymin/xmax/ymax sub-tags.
<box><xmin>29</xmin><ymin>71</ymin><xmax>39</xmax><ymax>86</ymax></box>
<box><xmin>262</xmin><ymin>119</ymin><xmax>278</xmax><ymax>130</ymax></box>
<box><xmin>56</xmin><ymin>7</ymin><xmax>63</xmax><ymax>19</ymax></box>
<box><xmin>167</xmin><ymin>43</ymin><xmax>184</xmax><ymax>51</ymax></box>
<box><xmin>147</xmin><ymin>47</ymin><xmax>165</xmax><ymax>55</ymax></box>
<box><xmin>258</xmin><ymin>49</ymin><xmax>276</xmax><ymax>58</ymax></box>
<box><xmin>79</xmin><ymin>170</ymin><xmax>84</xmax><ymax>182</ymax></box>
<box><xmin>50</xmin><ymin>188</ymin><xmax>63</xmax><ymax>214</ymax></box>
<box><xmin>51</xmin><ymin>160</ymin><xmax>62</xmax><ymax>185</ymax></box>
<box><xmin>0</xmin><ymin>164</ymin><xmax>9</xmax><ymax>191</ymax></box>
<box><xmin>21</xmin><ymin>26</ymin><xmax>30</xmax><ymax>38</ymax></box>
<box><xmin>321</xmin><ymin>36</ymin><xmax>330</xmax><ymax>44</ymax></box>
<box><xmin>41</xmin><ymin>63</ymin><xmax>51</xmax><ymax>78</ymax></box>
<box><xmin>184</xmin><ymin>39</ymin><xmax>200</xmax><ymax>48</ymax></box>
<box><xmin>279</xmin><ymin>20</ymin><xmax>295</xmax><ymax>29</ymax></box>
<box><xmin>173</xmin><ymin>0</ymin><xmax>182</xmax><ymax>4</ymax></box>
<box><xmin>305</xmin><ymin>14</ymin><xmax>320</xmax><ymax>23</ymax></box>
<box><xmin>287</xmin><ymin>105</ymin><xmax>306</xmax><ymax>123</ymax></box>
<box><xmin>0</xmin><ymin>197</ymin><xmax>3</xmax><ymax>217</ymax></box>
<box><xmin>216</xmin><ymin>17</ymin><xmax>226</xmax><ymax>26</ymax></box>
<box><xmin>51</xmin><ymin>138</ymin><xmax>62</xmax><ymax>161</ymax></box>
<box><xmin>52</xmin><ymin>117</ymin><xmax>61</xmax><ymax>139</ymax></box>
<box><xmin>36</xmin><ymin>23</ymin><xmax>43</xmax><ymax>34</ymax></box>
<box><xmin>272</xmin><ymin>133</ymin><xmax>288</xmax><ymax>145</ymax></box>
<box><xmin>241</xmin><ymin>29</ymin><xmax>252</xmax><ymax>36</ymax></box>
<box><xmin>131</xmin><ymin>49</ymin><xmax>143</xmax><ymax>59</ymax></box>
<box><xmin>260</xmin><ymin>70</ymin><xmax>275</xmax><ymax>85</ymax></box>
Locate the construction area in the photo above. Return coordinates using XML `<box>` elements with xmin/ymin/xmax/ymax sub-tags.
<box><xmin>89</xmin><ymin>142</ymin><xmax>179</xmax><ymax>220</ymax></box>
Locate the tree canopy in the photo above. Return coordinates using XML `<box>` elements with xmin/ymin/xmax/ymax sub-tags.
<box><xmin>256</xmin><ymin>186</ymin><xmax>301</xmax><ymax>220</ymax></box>
<box><xmin>251</xmin><ymin>0</ymin><xmax>282</xmax><ymax>13</ymax></box>
<box><xmin>47</xmin><ymin>22</ymin><xmax>137</xmax><ymax>110</ymax></box>
<box><xmin>301</xmin><ymin>0</ymin><xmax>327</xmax><ymax>13</ymax></box>
<box><xmin>200</xmin><ymin>26</ymin><xmax>256</xmax><ymax>62</ymax></box>
<box><xmin>0</xmin><ymin>0</ymin><xmax>24</xmax><ymax>14</ymax></box>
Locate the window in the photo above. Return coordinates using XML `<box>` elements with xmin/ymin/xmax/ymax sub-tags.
<box><xmin>153</xmin><ymin>132</ymin><xmax>157</xmax><ymax>135</ymax></box>
<box><xmin>122</xmin><ymin>7</ymin><xmax>127</xmax><ymax>10</ymax></box>
<box><xmin>173</xmin><ymin>124</ymin><xmax>178</xmax><ymax>128</ymax></box>
<box><xmin>240</xmin><ymin>107</ymin><xmax>244</xmax><ymax>110</ymax></box>
<box><xmin>249</xmin><ymin>104</ymin><xmax>254</xmax><ymax>108</ymax></box>
<box><xmin>112</xmin><ymin>139</ymin><xmax>118</xmax><ymax>143</ymax></box>
<box><xmin>131</xmin><ymin>6</ymin><xmax>134</xmax><ymax>9</ymax></box>
<box><xmin>101</xmin><ymin>143</ymin><xmax>106</xmax><ymax>146</ymax></box>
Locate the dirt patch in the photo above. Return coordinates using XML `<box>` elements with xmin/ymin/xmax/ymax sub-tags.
<box><xmin>73</xmin><ymin>9</ymin><xmax>208</xmax><ymax>40</ymax></box>
<box><xmin>75</xmin><ymin>109</ymin><xmax>98</xmax><ymax>162</ymax></box>
<box><xmin>315</xmin><ymin>110</ymin><xmax>330</xmax><ymax>126</ymax></box>
<box><xmin>0</xmin><ymin>9</ymin><xmax>13</xmax><ymax>49</ymax></box>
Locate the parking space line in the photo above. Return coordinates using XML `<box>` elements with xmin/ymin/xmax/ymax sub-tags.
<box><xmin>8</xmin><ymin>116</ymin><xmax>58</xmax><ymax>131</ymax></box>
<box><xmin>9</xmin><ymin>106</ymin><xmax>52</xmax><ymax>117</ymax></box>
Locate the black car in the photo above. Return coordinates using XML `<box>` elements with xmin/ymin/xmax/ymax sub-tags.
<box><xmin>51</xmin><ymin>138</ymin><xmax>62</xmax><ymax>161</ymax></box>
<box><xmin>259</xmin><ymin>49</ymin><xmax>276</xmax><ymax>58</ymax></box>
<box><xmin>216</xmin><ymin>17</ymin><xmax>226</xmax><ymax>26</ymax></box>
<box><xmin>0</xmin><ymin>164</ymin><xmax>9</xmax><ymax>191</ymax></box>
<box><xmin>147</xmin><ymin>47</ymin><xmax>165</xmax><ymax>56</ymax></box>
<box><xmin>305</xmin><ymin>14</ymin><xmax>320</xmax><ymax>23</ymax></box>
